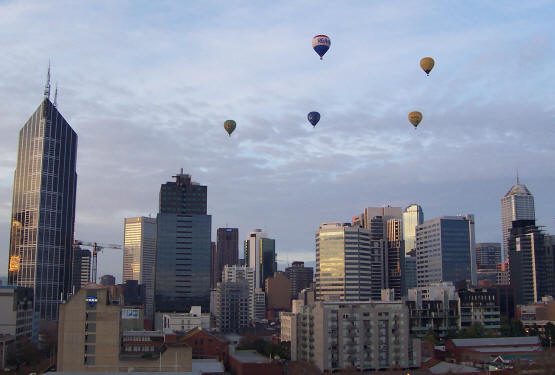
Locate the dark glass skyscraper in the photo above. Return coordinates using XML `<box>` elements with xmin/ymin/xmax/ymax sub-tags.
<box><xmin>155</xmin><ymin>171</ymin><xmax>211</xmax><ymax>312</ymax></box>
<box><xmin>212</xmin><ymin>228</ymin><xmax>239</xmax><ymax>288</ymax></box>
<box><xmin>8</xmin><ymin>97</ymin><xmax>78</xmax><ymax>320</ymax></box>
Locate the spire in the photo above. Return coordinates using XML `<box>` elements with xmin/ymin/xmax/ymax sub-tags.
<box><xmin>516</xmin><ymin>169</ymin><xmax>520</xmax><ymax>185</ymax></box>
<box><xmin>53</xmin><ymin>82</ymin><xmax>58</xmax><ymax>107</ymax></box>
<box><xmin>44</xmin><ymin>61</ymin><xmax>51</xmax><ymax>100</ymax></box>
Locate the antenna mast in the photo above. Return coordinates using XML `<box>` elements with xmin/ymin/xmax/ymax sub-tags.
<box><xmin>44</xmin><ymin>62</ymin><xmax>51</xmax><ymax>100</ymax></box>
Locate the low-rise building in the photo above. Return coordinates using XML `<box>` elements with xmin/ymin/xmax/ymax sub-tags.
<box><xmin>445</xmin><ymin>336</ymin><xmax>543</xmax><ymax>365</ymax></box>
<box><xmin>519</xmin><ymin>296</ymin><xmax>555</xmax><ymax>330</ymax></box>
<box><xmin>457</xmin><ymin>288</ymin><xmax>500</xmax><ymax>331</ymax></box>
<box><xmin>228</xmin><ymin>350</ymin><xmax>282</xmax><ymax>375</ymax></box>
<box><xmin>0</xmin><ymin>334</ymin><xmax>15</xmax><ymax>369</ymax></box>
<box><xmin>178</xmin><ymin>327</ymin><xmax>229</xmax><ymax>361</ymax></box>
<box><xmin>291</xmin><ymin>300</ymin><xmax>420</xmax><ymax>372</ymax></box>
<box><xmin>162</xmin><ymin>306</ymin><xmax>210</xmax><ymax>332</ymax></box>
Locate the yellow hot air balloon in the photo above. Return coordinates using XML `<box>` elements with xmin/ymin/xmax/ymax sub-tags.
<box><xmin>420</xmin><ymin>57</ymin><xmax>435</xmax><ymax>76</ymax></box>
<box><xmin>408</xmin><ymin>111</ymin><xmax>422</xmax><ymax>129</ymax></box>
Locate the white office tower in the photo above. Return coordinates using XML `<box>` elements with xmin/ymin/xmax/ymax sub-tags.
<box><xmin>221</xmin><ymin>265</ymin><xmax>264</xmax><ymax>322</ymax></box>
<box><xmin>244</xmin><ymin>229</ymin><xmax>276</xmax><ymax>290</ymax></box>
<box><xmin>123</xmin><ymin>216</ymin><xmax>157</xmax><ymax>318</ymax></box>
<box><xmin>501</xmin><ymin>179</ymin><xmax>535</xmax><ymax>261</ymax></box>
<box><xmin>403</xmin><ymin>204</ymin><xmax>424</xmax><ymax>256</ymax></box>
<box><xmin>316</xmin><ymin>223</ymin><xmax>383</xmax><ymax>301</ymax></box>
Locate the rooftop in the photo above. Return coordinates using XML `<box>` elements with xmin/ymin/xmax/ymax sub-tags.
<box><xmin>429</xmin><ymin>361</ymin><xmax>481</xmax><ymax>374</ymax></box>
<box><xmin>232</xmin><ymin>350</ymin><xmax>271</xmax><ymax>363</ymax></box>
<box><xmin>451</xmin><ymin>336</ymin><xmax>540</xmax><ymax>347</ymax></box>
<box><xmin>504</xmin><ymin>183</ymin><xmax>532</xmax><ymax>197</ymax></box>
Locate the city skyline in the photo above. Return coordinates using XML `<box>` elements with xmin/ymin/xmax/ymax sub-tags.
<box><xmin>1</xmin><ymin>1</ymin><xmax>554</xmax><ymax>282</ymax></box>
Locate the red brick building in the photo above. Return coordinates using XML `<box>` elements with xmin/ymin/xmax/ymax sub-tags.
<box><xmin>445</xmin><ymin>337</ymin><xmax>543</xmax><ymax>365</ymax></box>
<box><xmin>168</xmin><ymin>328</ymin><xmax>229</xmax><ymax>362</ymax></box>
<box><xmin>228</xmin><ymin>350</ymin><xmax>283</xmax><ymax>375</ymax></box>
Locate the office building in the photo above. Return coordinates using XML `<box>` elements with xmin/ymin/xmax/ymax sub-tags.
<box><xmin>213</xmin><ymin>228</ymin><xmax>239</xmax><ymax>288</ymax></box>
<box><xmin>7</xmin><ymin>78</ymin><xmax>78</xmax><ymax>320</ymax></box>
<box><xmin>0</xmin><ymin>286</ymin><xmax>37</xmax><ymax>346</ymax></box>
<box><xmin>213</xmin><ymin>280</ymin><xmax>250</xmax><ymax>333</ymax></box>
<box><xmin>291</xmin><ymin>300</ymin><xmax>421</xmax><ymax>372</ymax></box>
<box><xmin>72</xmin><ymin>246</ymin><xmax>91</xmax><ymax>293</ymax></box>
<box><xmin>403</xmin><ymin>204</ymin><xmax>424</xmax><ymax>256</ymax></box>
<box><xmin>57</xmin><ymin>285</ymin><xmax>192</xmax><ymax>372</ymax></box>
<box><xmin>315</xmin><ymin>223</ymin><xmax>383</xmax><ymax>301</ymax></box>
<box><xmin>99</xmin><ymin>275</ymin><xmax>115</xmax><ymax>286</ymax></box>
<box><xmin>123</xmin><ymin>216</ymin><xmax>156</xmax><ymax>318</ymax></box>
<box><xmin>406</xmin><ymin>283</ymin><xmax>460</xmax><ymax>338</ymax></box>
<box><xmin>155</xmin><ymin>171</ymin><xmax>211</xmax><ymax>312</ymax></box>
<box><xmin>244</xmin><ymin>229</ymin><xmax>276</xmax><ymax>290</ymax></box>
<box><xmin>501</xmin><ymin>179</ymin><xmax>535</xmax><ymax>260</ymax></box>
<box><xmin>221</xmin><ymin>265</ymin><xmax>264</xmax><ymax>322</ymax></box>
<box><xmin>402</xmin><ymin>255</ymin><xmax>417</xmax><ymax>296</ymax></box>
<box><xmin>356</xmin><ymin>206</ymin><xmax>404</xmax><ymax>299</ymax></box>
<box><xmin>285</xmin><ymin>261</ymin><xmax>313</xmax><ymax>300</ymax></box>
<box><xmin>476</xmin><ymin>243</ymin><xmax>502</xmax><ymax>271</ymax></box>
<box><xmin>265</xmin><ymin>272</ymin><xmax>290</xmax><ymax>311</ymax></box>
<box><xmin>457</xmin><ymin>287</ymin><xmax>501</xmax><ymax>330</ymax></box>
<box><xmin>161</xmin><ymin>306</ymin><xmax>210</xmax><ymax>332</ymax></box>
<box><xmin>416</xmin><ymin>215</ymin><xmax>477</xmax><ymax>287</ymax></box>
<box><xmin>508</xmin><ymin>220</ymin><xmax>555</xmax><ymax>305</ymax></box>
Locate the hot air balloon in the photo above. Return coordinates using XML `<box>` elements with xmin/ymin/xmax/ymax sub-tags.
<box><xmin>307</xmin><ymin>111</ymin><xmax>320</xmax><ymax>127</ymax></box>
<box><xmin>224</xmin><ymin>120</ymin><xmax>236</xmax><ymax>136</ymax></box>
<box><xmin>312</xmin><ymin>35</ymin><xmax>330</xmax><ymax>60</ymax></box>
<box><xmin>420</xmin><ymin>57</ymin><xmax>435</xmax><ymax>76</ymax></box>
<box><xmin>408</xmin><ymin>111</ymin><xmax>422</xmax><ymax>129</ymax></box>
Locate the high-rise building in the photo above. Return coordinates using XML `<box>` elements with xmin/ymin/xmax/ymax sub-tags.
<box><xmin>402</xmin><ymin>255</ymin><xmax>416</xmax><ymax>296</ymax></box>
<box><xmin>213</xmin><ymin>280</ymin><xmax>250</xmax><ymax>333</ymax></box>
<box><xmin>7</xmin><ymin>78</ymin><xmax>78</xmax><ymax>320</ymax></box>
<box><xmin>244</xmin><ymin>229</ymin><xmax>276</xmax><ymax>290</ymax></box>
<box><xmin>508</xmin><ymin>220</ymin><xmax>555</xmax><ymax>305</ymax></box>
<box><xmin>155</xmin><ymin>171</ymin><xmax>211</xmax><ymax>312</ymax></box>
<box><xmin>357</xmin><ymin>207</ymin><xmax>404</xmax><ymax>299</ymax></box>
<box><xmin>212</xmin><ymin>228</ymin><xmax>239</xmax><ymax>288</ymax></box>
<box><xmin>501</xmin><ymin>179</ymin><xmax>535</xmax><ymax>261</ymax></box>
<box><xmin>285</xmin><ymin>261</ymin><xmax>314</xmax><ymax>300</ymax></box>
<box><xmin>416</xmin><ymin>215</ymin><xmax>477</xmax><ymax>287</ymax></box>
<box><xmin>265</xmin><ymin>272</ymin><xmax>290</xmax><ymax>311</ymax></box>
<box><xmin>123</xmin><ymin>216</ymin><xmax>156</xmax><ymax>318</ymax></box>
<box><xmin>315</xmin><ymin>223</ymin><xmax>383</xmax><ymax>301</ymax></box>
<box><xmin>220</xmin><ymin>265</ymin><xmax>265</xmax><ymax>322</ymax></box>
<box><xmin>476</xmin><ymin>243</ymin><xmax>502</xmax><ymax>271</ymax></box>
<box><xmin>100</xmin><ymin>275</ymin><xmax>116</xmax><ymax>286</ymax></box>
<box><xmin>71</xmin><ymin>246</ymin><xmax>91</xmax><ymax>293</ymax></box>
<box><xmin>403</xmin><ymin>204</ymin><xmax>424</xmax><ymax>256</ymax></box>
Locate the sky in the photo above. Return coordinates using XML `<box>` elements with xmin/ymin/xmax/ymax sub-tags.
<box><xmin>0</xmin><ymin>0</ymin><xmax>554</xmax><ymax>282</ymax></box>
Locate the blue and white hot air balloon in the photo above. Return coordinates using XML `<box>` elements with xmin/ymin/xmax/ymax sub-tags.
<box><xmin>312</xmin><ymin>35</ymin><xmax>330</xmax><ymax>60</ymax></box>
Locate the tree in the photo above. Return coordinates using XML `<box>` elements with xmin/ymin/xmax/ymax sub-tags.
<box><xmin>458</xmin><ymin>322</ymin><xmax>486</xmax><ymax>339</ymax></box>
<box><xmin>500</xmin><ymin>317</ymin><xmax>525</xmax><ymax>337</ymax></box>
<box><xmin>287</xmin><ymin>360</ymin><xmax>321</xmax><ymax>375</ymax></box>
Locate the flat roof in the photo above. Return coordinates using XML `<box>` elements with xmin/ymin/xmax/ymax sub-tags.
<box><xmin>232</xmin><ymin>350</ymin><xmax>271</xmax><ymax>363</ymax></box>
<box><xmin>451</xmin><ymin>337</ymin><xmax>540</xmax><ymax>347</ymax></box>
<box><xmin>473</xmin><ymin>346</ymin><xmax>543</xmax><ymax>353</ymax></box>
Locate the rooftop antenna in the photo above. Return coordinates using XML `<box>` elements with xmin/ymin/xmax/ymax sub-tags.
<box><xmin>53</xmin><ymin>82</ymin><xmax>58</xmax><ymax>107</ymax></box>
<box><xmin>516</xmin><ymin>169</ymin><xmax>520</xmax><ymax>184</ymax></box>
<box><xmin>44</xmin><ymin>61</ymin><xmax>51</xmax><ymax>100</ymax></box>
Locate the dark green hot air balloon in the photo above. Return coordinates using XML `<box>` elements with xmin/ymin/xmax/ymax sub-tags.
<box><xmin>224</xmin><ymin>120</ymin><xmax>236</xmax><ymax>137</ymax></box>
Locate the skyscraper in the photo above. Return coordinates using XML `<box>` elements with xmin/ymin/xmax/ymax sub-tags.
<box><xmin>475</xmin><ymin>243</ymin><xmax>502</xmax><ymax>271</ymax></box>
<box><xmin>212</xmin><ymin>228</ymin><xmax>239</xmax><ymax>287</ymax></box>
<box><xmin>358</xmin><ymin>206</ymin><xmax>404</xmax><ymax>299</ymax></box>
<box><xmin>501</xmin><ymin>179</ymin><xmax>535</xmax><ymax>261</ymax></box>
<box><xmin>285</xmin><ymin>261</ymin><xmax>314</xmax><ymax>300</ymax></box>
<box><xmin>7</xmin><ymin>77</ymin><xmax>78</xmax><ymax>320</ymax></box>
<box><xmin>155</xmin><ymin>171</ymin><xmax>211</xmax><ymax>312</ymax></box>
<box><xmin>244</xmin><ymin>229</ymin><xmax>276</xmax><ymax>290</ymax></box>
<box><xmin>508</xmin><ymin>220</ymin><xmax>555</xmax><ymax>305</ymax></box>
<box><xmin>71</xmin><ymin>245</ymin><xmax>91</xmax><ymax>293</ymax></box>
<box><xmin>123</xmin><ymin>216</ymin><xmax>156</xmax><ymax>318</ymax></box>
<box><xmin>416</xmin><ymin>215</ymin><xmax>477</xmax><ymax>287</ymax></box>
<box><xmin>403</xmin><ymin>204</ymin><xmax>424</xmax><ymax>256</ymax></box>
<box><xmin>315</xmin><ymin>222</ymin><xmax>383</xmax><ymax>301</ymax></box>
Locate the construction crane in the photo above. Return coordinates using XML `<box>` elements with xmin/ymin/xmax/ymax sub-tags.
<box><xmin>74</xmin><ymin>240</ymin><xmax>122</xmax><ymax>283</ymax></box>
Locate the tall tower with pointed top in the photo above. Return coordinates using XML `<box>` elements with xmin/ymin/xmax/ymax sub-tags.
<box><xmin>501</xmin><ymin>179</ymin><xmax>535</xmax><ymax>261</ymax></box>
<box><xmin>7</xmin><ymin>72</ymin><xmax>78</xmax><ymax>320</ymax></box>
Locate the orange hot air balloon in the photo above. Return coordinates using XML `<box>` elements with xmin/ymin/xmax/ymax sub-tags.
<box><xmin>408</xmin><ymin>111</ymin><xmax>423</xmax><ymax>129</ymax></box>
<box><xmin>420</xmin><ymin>57</ymin><xmax>435</xmax><ymax>76</ymax></box>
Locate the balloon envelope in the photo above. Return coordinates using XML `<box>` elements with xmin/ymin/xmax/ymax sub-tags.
<box><xmin>420</xmin><ymin>57</ymin><xmax>435</xmax><ymax>75</ymax></box>
<box><xmin>307</xmin><ymin>111</ymin><xmax>320</xmax><ymax>127</ymax></box>
<box><xmin>312</xmin><ymin>35</ymin><xmax>330</xmax><ymax>60</ymax></box>
<box><xmin>408</xmin><ymin>111</ymin><xmax>423</xmax><ymax>128</ymax></box>
<box><xmin>224</xmin><ymin>120</ymin><xmax>236</xmax><ymax>136</ymax></box>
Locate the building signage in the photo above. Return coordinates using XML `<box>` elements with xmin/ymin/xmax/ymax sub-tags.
<box><xmin>122</xmin><ymin>308</ymin><xmax>139</xmax><ymax>319</ymax></box>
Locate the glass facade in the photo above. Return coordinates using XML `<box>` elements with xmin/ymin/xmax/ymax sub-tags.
<box><xmin>403</xmin><ymin>204</ymin><xmax>424</xmax><ymax>256</ymax></box>
<box><xmin>123</xmin><ymin>216</ymin><xmax>156</xmax><ymax>318</ymax></box>
<box><xmin>8</xmin><ymin>98</ymin><xmax>78</xmax><ymax>320</ymax></box>
<box><xmin>244</xmin><ymin>230</ymin><xmax>276</xmax><ymax>290</ymax></box>
<box><xmin>155</xmin><ymin>213</ymin><xmax>211</xmax><ymax>312</ymax></box>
